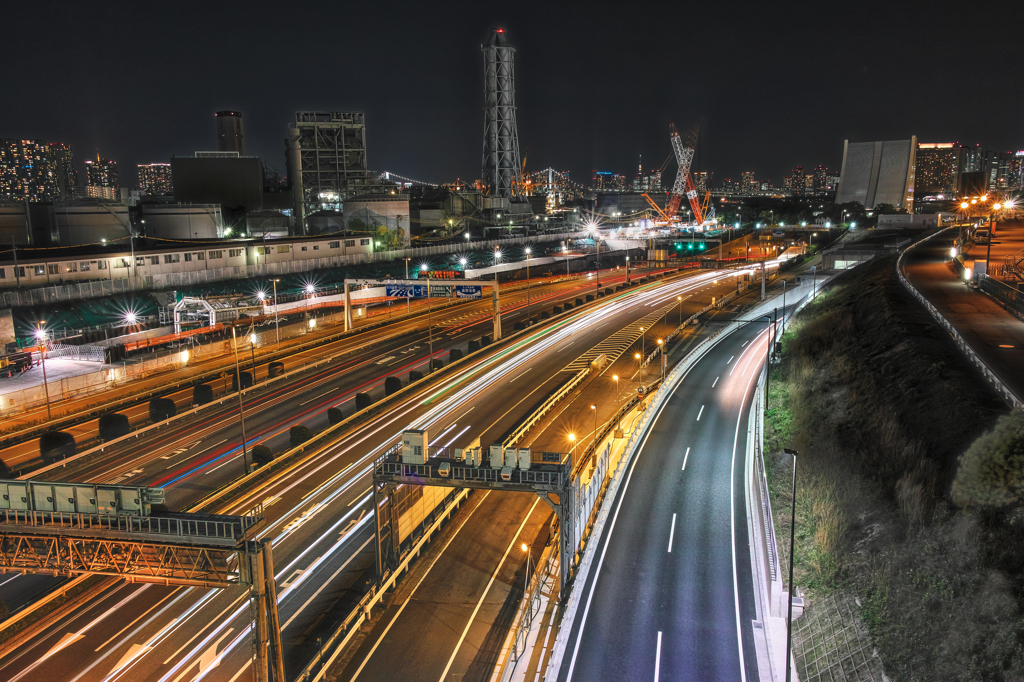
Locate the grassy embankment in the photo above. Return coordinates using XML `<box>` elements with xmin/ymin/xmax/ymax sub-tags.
<box><xmin>765</xmin><ymin>254</ymin><xmax>1024</xmax><ymax>680</ymax></box>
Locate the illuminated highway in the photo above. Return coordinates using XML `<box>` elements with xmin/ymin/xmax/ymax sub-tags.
<box><xmin>0</xmin><ymin>267</ymin><xmax>745</xmax><ymax>681</ymax></box>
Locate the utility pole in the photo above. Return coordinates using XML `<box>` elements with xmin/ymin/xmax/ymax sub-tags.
<box><xmin>272</xmin><ymin>279</ymin><xmax>280</xmax><ymax>349</ymax></box>
<box><xmin>231</xmin><ymin>327</ymin><xmax>250</xmax><ymax>475</ymax></box>
<box><xmin>12</xmin><ymin>237</ymin><xmax>20</xmax><ymax>288</ymax></box>
<box><xmin>36</xmin><ymin>321</ymin><xmax>52</xmax><ymax>420</ymax></box>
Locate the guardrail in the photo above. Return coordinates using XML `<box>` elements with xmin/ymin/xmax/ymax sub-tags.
<box><xmin>897</xmin><ymin>227</ymin><xmax>1023</xmax><ymax>408</ymax></box>
<box><xmin>503</xmin><ymin>366</ymin><xmax>591</xmax><ymax>449</ymax></box>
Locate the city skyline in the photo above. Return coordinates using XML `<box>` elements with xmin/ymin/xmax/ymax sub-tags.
<box><xmin>3</xmin><ymin>0</ymin><xmax>1021</xmax><ymax>191</ymax></box>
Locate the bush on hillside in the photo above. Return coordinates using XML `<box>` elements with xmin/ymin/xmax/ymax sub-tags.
<box><xmin>952</xmin><ymin>410</ymin><xmax>1024</xmax><ymax>509</ymax></box>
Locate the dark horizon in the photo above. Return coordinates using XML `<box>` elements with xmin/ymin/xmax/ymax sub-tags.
<box><xmin>4</xmin><ymin>0</ymin><xmax>1022</xmax><ymax>189</ymax></box>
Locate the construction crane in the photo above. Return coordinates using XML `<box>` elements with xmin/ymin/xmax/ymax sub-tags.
<box><xmin>667</xmin><ymin>123</ymin><xmax>698</xmax><ymax>222</ymax></box>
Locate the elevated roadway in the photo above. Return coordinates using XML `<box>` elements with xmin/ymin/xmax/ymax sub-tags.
<box><xmin>0</xmin><ymin>268</ymin><xmax>739</xmax><ymax>682</ymax></box>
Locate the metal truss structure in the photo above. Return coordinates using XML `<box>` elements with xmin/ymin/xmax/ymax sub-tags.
<box><xmin>372</xmin><ymin>447</ymin><xmax>578</xmax><ymax>596</ymax></box>
<box><xmin>481</xmin><ymin>28</ymin><xmax>524</xmax><ymax>200</ymax></box>
<box><xmin>667</xmin><ymin>123</ymin><xmax>697</xmax><ymax>220</ymax></box>
<box><xmin>0</xmin><ymin>534</ymin><xmax>236</xmax><ymax>587</ymax></box>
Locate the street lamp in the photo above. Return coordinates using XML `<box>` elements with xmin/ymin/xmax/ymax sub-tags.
<box><xmin>569</xmin><ymin>433</ymin><xmax>577</xmax><ymax>463</ymax></box>
<box><xmin>36</xmin><ymin>321</ymin><xmax>52</xmax><ymax>420</ymax></box>
<box><xmin>249</xmin><ymin>333</ymin><xmax>257</xmax><ymax>382</ymax></box>
<box><xmin>657</xmin><ymin>338</ymin><xmax>665</xmax><ymax>384</ymax></box>
<box><xmin>591</xmin><ymin>404</ymin><xmax>598</xmax><ymax>451</ymax></box>
<box><xmin>272</xmin><ymin>280</ymin><xmax>280</xmax><ymax>349</ymax></box>
<box><xmin>230</xmin><ymin>327</ymin><xmax>251</xmax><ymax>475</ymax></box>
<box><xmin>525</xmin><ymin>247</ymin><xmax>532</xmax><ymax>318</ymax></box>
<box><xmin>403</xmin><ymin>258</ymin><xmax>412</xmax><ymax>315</ymax></box>
<box><xmin>783</xmin><ymin>447</ymin><xmax>799</xmax><ymax>682</ymax></box>
<box><xmin>677</xmin><ymin>295</ymin><xmax>683</xmax><ymax>327</ymax></box>
<box><xmin>635</xmin><ymin>351</ymin><xmax>644</xmax><ymax>390</ymax></box>
<box><xmin>422</xmin><ymin>263</ymin><xmax>434</xmax><ymax>370</ymax></box>
<box><xmin>521</xmin><ymin>542</ymin><xmax>532</xmax><ymax>605</ymax></box>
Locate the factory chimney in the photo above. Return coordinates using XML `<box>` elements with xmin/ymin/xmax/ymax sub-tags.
<box><xmin>215</xmin><ymin>111</ymin><xmax>245</xmax><ymax>155</ymax></box>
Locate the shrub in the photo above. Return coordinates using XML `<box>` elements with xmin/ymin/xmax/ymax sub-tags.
<box><xmin>251</xmin><ymin>445</ymin><xmax>273</xmax><ymax>466</ymax></box>
<box><xmin>449</xmin><ymin>348</ymin><xmax>463</xmax><ymax>363</ymax></box>
<box><xmin>193</xmin><ymin>383</ymin><xmax>213</xmax><ymax>405</ymax></box>
<box><xmin>231</xmin><ymin>371</ymin><xmax>253</xmax><ymax>391</ymax></box>
<box><xmin>952</xmin><ymin>410</ymin><xmax>1024</xmax><ymax>509</ymax></box>
<box><xmin>327</xmin><ymin>407</ymin><xmax>344</xmax><ymax>425</ymax></box>
<box><xmin>98</xmin><ymin>413</ymin><xmax>131</xmax><ymax>441</ymax></box>
<box><xmin>384</xmin><ymin>376</ymin><xmax>402</xmax><ymax>395</ymax></box>
<box><xmin>468</xmin><ymin>340</ymin><xmax>480</xmax><ymax>352</ymax></box>
<box><xmin>430</xmin><ymin>358</ymin><xmax>444</xmax><ymax>371</ymax></box>
<box><xmin>149</xmin><ymin>397</ymin><xmax>176</xmax><ymax>422</ymax></box>
<box><xmin>409</xmin><ymin>370</ymin><xmax>424</xmax><ymax>383</ymax></box>
<box><xmin>289</xmin><ymin>425</ymin><xmax>311</xmax><ymax>447</ymax></box>
<box><xmin>355</xmin><ymin>393</ymin><xmax>373</xmax><ymax>410</ymax></box>
<box><xmin>268</xmin><ymin>361</ymin><xmax>285</xmax><ymax>378</ymax></box>
<box><xmin>40</xmin><ymin>431</ymin><xmax>75</xmax><ymax>464</ymax></box>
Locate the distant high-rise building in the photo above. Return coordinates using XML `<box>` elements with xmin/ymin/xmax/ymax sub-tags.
<box><xmin>480</xmin><ymin>28</ymin><xmax>524</xmax><ymax>203</ymax></box>
<box><xmin>591</xmin><ymin>171</ymin><xmax>626</xmax><ymax>191</ymax></box>
<box><xmin>760</xmin><ymin>181</ymin><xmax>774</xmax><ymax>192</ymax></box>
<box><xmin>138</xmin><ymin>163</ymin><xmax>173</xmax><ymax>195</ymax></box>
<box><xmin>741</xmin><ymin>172</ymin><xmax>757</xmax><ymax>194</ymax></box>
<box><xmin>85</xmin><ymin>152</ymin><xmax>119</xmax><ymax>200</ymax></box>
<box><xmin>215</xmin><ymin>111</ymin><xmax>245</xmax><ymax>155</ymax></box>
<box><xmin>914</xmin><ymin>143</ymin><xmax>965</xmax><ymax>196</ymax></box>
<box><xmin>286</xmin><ymin>111</ymin><xmax>369</xmax><ymax>233</ymax></box>
<box><xmin>0</xmin><ymin>139</ymin><xmax>77</xmax><ymax>201</ymax></box>
<box><xmin>812</xmin><ymin>165</ymin><xmax>829</xmax><ymax>194</ymax></box>
<box><xmin>836</xmin><ymin>138</ymin><xmax>917</xmax><ymax>211</ymax></box>
<box><xmin>791</xmin><ymin>166</ymin><xmax>805</xmax><ymax>196</ymax></box>
<box><xmin>1010</xmin><ymin>152</ymin><xmax>1024</xmax><ymax>191</ymax></box>
<box><xmin>693</xmin><ymin>171</ymin><xmax>712</xmax><ymax>195</ymax></box>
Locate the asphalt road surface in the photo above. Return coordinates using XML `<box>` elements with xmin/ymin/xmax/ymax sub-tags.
<box><xmin>0</xmin><ymin>268</ymin><xmax>743</xmax><ymax>682</ymax></box>
<box><xmin>555</xmin><ymin>315</ymin><xmax>774</xmax><ymax>682</ymax></box>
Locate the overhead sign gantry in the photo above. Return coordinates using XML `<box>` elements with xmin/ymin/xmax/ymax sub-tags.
<box><xmin>343</xmin><ymin>277</ymin><xmax>502</xmax><ymax>340</ymax></box>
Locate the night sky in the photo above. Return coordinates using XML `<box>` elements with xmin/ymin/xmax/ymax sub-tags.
<box><xmin>5</xmin><ymin>0</ymin><xmax>1023</xmax><ymax>189</ymax></box>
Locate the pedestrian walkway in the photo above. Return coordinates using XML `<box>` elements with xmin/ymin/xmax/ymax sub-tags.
<box><xmin>903</xmin><ymin>232</ymin><xmax>1024</xmax><ymax>403</ymax></box>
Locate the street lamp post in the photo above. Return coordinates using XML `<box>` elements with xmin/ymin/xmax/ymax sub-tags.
<box><xmin>783</xmin><ymin>447</ymin><xmax>799</xmax><ymax>682</ymax></box>
<box><xmin>677</xmin><ymin>295</ymin><xmax>683</xmax><ymax>328</ymax></box>
<box><xmin>635</xmin><ymin>351</ymin><xmax>644</xmax><ymax>391</ymax></box>
<box><xmin>230</xmin><ymin>327</ymin><xmax>250</xmax><ymax>475</ymax></box>
<box><xmin>521</xmin><ymin>542</ymin><xmax>532</xmax><ymax>611</ymax></box>
<box><xmin>625</xmin><ymin>256</ymin><xmax>630</xmax><ymax>285</ymax></box>
<box><xmin>36</xmin><ymin>321</ymin><xmax>52</xmax><ymax>420</ymax></box>
<box><xmin>422</xmin><ymin>264</ymin><xmax>434</xmax><ymax>372</ymax></box>
<box><xmin>525</xmin><ymin>247</ymin><xmax>531</xmax><ymax>318</ymax></box>
<box><xmin>657</xmin><ymin>339</ymin><xmax>665</xmax><ymax>384</ymax></box>
<box><xmin>249</xmin><ymin>333</ymin><xmax>257</xmax><ymax>382</ymax></box>
<box><xmin>568</xmin><ymin>433</ymin><xmax>577</xmax><ymax>465</ymax></box>
<box><xmin>272</xmin><ymin>279</ymin><xmax>280</xmax><ymax>349</ymax></box>
<box><xmin>811</xmin><ymin>265</ymin><xmax>817</xmax><ymax>299</ymax></box>
<box><xmin>404</xmin><ymin>258</ymin><xmax>411</xmax><ymax>315</ymax></box>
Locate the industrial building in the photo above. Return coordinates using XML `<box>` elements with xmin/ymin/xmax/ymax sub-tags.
<box><xmin>0</xmin><ymin>233</ymin><xmax>374</xmax><ymax>290</ymax></box>
<box><xmin>836</xmin><ymin>138</ymin><xmax>917</xmax><ymax>212</ymax></box>
<box><xmin>54</xmin><ymin>199</ymin><xmax>131</xmax><ymax>245</ymax></box>
<box><xmin>287</xmin><ymin>112</ymin><xmax>370</xmax><ymax>235</ymax></box>
<box><xmin>139</xmin><ymin>203</ymin><xmax>224</xmax><ymax>240</ymax></box>
<box><xmin>343</xmin><ymin>194</ymin><xmax>410</xmax><ymax>247</ymax></box>
<box><xmin>0</xmin><ymin>139</ymin><xmax>77</xmax><ymax>202</ymax></box>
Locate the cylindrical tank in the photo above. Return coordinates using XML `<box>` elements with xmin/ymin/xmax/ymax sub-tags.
<box><xmin>215</xmin><ymin>111</ymin><xmax>245</xmax><ymax>155</ymax></box>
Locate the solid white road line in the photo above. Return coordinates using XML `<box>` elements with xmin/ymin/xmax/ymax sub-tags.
<box><xmin>564</xmin><ymin>392</ymin><xmax>674</xmax><ymax>682</ymax></box>
<box><xmin>729</xmin><ymin>336</ymin><xmax>765</xmax><ymax>682</ymax></box>
<box><xmin>655</xmin><ymin>631</ymin><xmax>663</xmax><ymax>682</ymax></box>
<box><xmin>667</xmin><ymin>514</ymin><xmax>676</xmax><ymax>553</ymax></box>
<box><xmin>696</xmin><ymin>405</ymin><xmax>704</xmax><ymax>421</ymax></box>
<box><xmin>436</xmin><ymin>497</ymin><xmax>542</xmax><ymax>682</ymax></box>
<box><xmin>682</xmin><ymin>447</ymin><xmax>691</xmax><ymax>471</ymax></box>
<box><xmin>712</xmin><ymin>376</ymin><xmax>719</xmax><ymax>387</ymax></box>
<box><xmin>348</xmin><ymin>492</ymin><xmax>492</xmax><ymax>682</ymax></box>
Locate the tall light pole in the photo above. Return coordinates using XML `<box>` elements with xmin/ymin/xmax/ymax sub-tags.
<box><xmin>591</xmin><ymin>404</ymin><xmax>598</xmax><ymax>453</ymax></box>
<box><xmin>635</xmin><ymin>352</ymin><xmax>644</xmax><ymax>391</ymax></box>
<box><xmin>525</xmin><ymin>247</ymin><xmax>532</xmax><ymax>318</ymax></box>
<box><xmin>35</xmin><ymin>321</ymin><xmax>52</xmax><ymax>420</ymax></box>
<box><xmin>249</xmin><ymin>333</ymin><xmax>258</xmax><ymax>382</ymax></box>
<box><xmin>568</xmin><ymin>433</ymin><xmax>577</xmax><ymax>465</ymax></box>
<box><xmin>404</xmin><ymin>258</ymin><xmax>411</xmax><ymax>315</ymax></box>
<box><xmin>272</xmin><ymin>279</ymin><xmax>280</xmax><ymax>349</ymax></box>
<box><xmin>612</xmin><ymin>375</ymin><xmax>621</xmax><ymax>432</ymax></box>
<box><xmin>677</xmin><ymin>295</ymin><xmax>683</xmax><ymax>328</ymax></box>
<box><xmin>625</xmin><ymin>256</ymin><xmax>630</xmax><ymax>285</ymax></box>
<box><xmin>563</xmin><ymin>245</ymin><xmax>569</xmax><ymax>277</ymax></box>
<box><xmin>657</xmin><ymin>338</ymin><xmax>665</xmax><ymax>384</ymax></box>
<box><xmin>783</xmin><ymin>447</ymin><xmax>799</xmax><ymax>682</ymax></box>
<box><xmin>231</xmin><ymin>327</ymin><xmax>250</xmax><ymax>475</ymax></box>
<box><xmin>521</xmin><ymin>542</ymin><xmax>532</xmax><ymax>609</ymax></box>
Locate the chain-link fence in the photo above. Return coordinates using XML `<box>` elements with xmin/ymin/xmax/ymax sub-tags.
<box><xmin>793</xmin><ymin>591</ymin><xmax>889</xmax><ymax>682</ymax></box>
